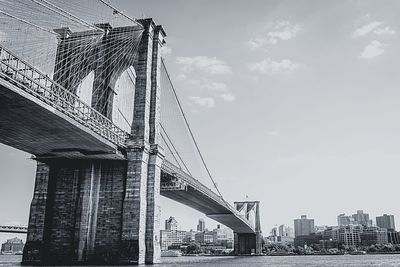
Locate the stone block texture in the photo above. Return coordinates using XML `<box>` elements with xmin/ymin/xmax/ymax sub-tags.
<box><xmin>23</xmin><ymin>18</ymin><xmax>166</xmax><ymax>266</ymax></box>
<box><xmin>23</xmin><ymin>159</ymin><xmax>129</xmax><ymax>265</ymax></box>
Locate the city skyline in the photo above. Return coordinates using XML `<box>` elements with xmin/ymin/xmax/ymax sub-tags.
<box><xmin>1</xmin><ymin>0</ymin><xmax>400</xmax><ymax>242</ymax></box>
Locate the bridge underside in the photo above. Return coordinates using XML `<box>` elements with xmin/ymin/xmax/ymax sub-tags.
<box><xmin>160</xmin><ymin>182</ymin><xmax>255</xmax><ymax>234</ymax></box>
<box><xmin>0</xmin><ymin>79</ymin><xmax>122</xmax><ymax>159</ymax></box>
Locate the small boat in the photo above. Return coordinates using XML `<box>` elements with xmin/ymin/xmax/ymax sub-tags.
<box><xmin>350</xmin><ymin>250</ymin><xmax>366</xmax><ymax>255</ymax></box>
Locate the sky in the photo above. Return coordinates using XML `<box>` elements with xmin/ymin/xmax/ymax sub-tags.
<box><xmin>1</xmin><ymin>0</ymin><xmax>400</xmax><ymax>243</ymax></box>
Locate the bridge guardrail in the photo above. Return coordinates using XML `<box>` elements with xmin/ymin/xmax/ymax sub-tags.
<box><xmin>0</xmin><ymin>45</ymin><xmax>130</xmax><ymax>147</ymax></box>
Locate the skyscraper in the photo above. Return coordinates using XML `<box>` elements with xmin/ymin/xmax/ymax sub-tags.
<box><xmin>278</xmin><ymin>224</ymin><xmax>286</xmax><ymax>237</ymax></box>
<box><xmin>165</xmin><ymin>216</ymin><xmax>178</xmax><ymax>231</ymax></box>
<box><xmin>294</xmin><ymin>215</ymin><xmax>315</xmax><ymax>237</ymax></box>
<box><xmin>376</xmin><ymin>214</ymin><xmax>396</xmax><ymax>230</ymax></box>
<box><xmin>337</xmin><ymin>213</ymin><xmax>354</xmax><ymax>226</ymax></box>
<box><xmin>197</xmin><ymin>218</ymin><xmax>205</xmax><ymax>232</ymax></box>
<box><xmin>352</xmin><ymin>210</ymin><xmax>372</xmax><ymax>226</ymax></box>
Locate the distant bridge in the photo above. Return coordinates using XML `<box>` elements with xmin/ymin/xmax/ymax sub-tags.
<box><xmin>0</xmin><ymin>225</ymin><xmax>28</xmax><ymax>234</ymax></box>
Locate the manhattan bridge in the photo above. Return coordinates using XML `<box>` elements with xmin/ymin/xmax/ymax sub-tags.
<box><xmin>0</xmin><ymin>0</ymin><xmax>262</xmax><ymax>264</ymax></box>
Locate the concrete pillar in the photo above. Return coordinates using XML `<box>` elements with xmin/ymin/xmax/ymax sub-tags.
<box><xmin>22</xmin><ymin>162</ymin><xmax>50</xmax><ymax>264</ymax></box>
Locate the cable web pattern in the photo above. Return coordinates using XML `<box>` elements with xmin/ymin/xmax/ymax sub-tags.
<box><xmin>0</xmin><ymin>0</ymin><xmax>143</xmax><ymax>134</ymax></box>
<box><xmin>160</xmin><ymin>59</ymin><xmax>225</xmax><ymax>199</ymax></box>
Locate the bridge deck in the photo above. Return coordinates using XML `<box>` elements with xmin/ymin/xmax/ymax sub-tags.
<box><xmin>161</xmin><ymin>160</ymin><xmax>255</xmax><ymax>234</ymax></box>
<box><xmin>0</xmin><ymin>78</ymin><xmax>123</xmax><ymax>159</ymax></box>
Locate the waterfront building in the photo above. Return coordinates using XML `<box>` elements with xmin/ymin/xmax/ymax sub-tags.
<box><xmin>376</xmin><ymin>214</ymin><xmax>396</xmax><ymax>231</ymax></box>
<box><xmin>294</xmin><ymin>233</ymin><xmax>323</xmax><ymax>247</ymax></box>
<box><xmin>319</xmin><ymin>239</ymin><xmax>338</xmax><ymax>249</ymax></box>
<box><xmin>352</xmin><ymin>210</ymin><xmax>372</xmax><ymax>227</ymax></box>
<box><xmin>323</xmin><ymin>226</ymin><xmax>340</xmax><ymax>241</ymax></box>
<box><xmin>338</xmin><ymin>225</ymin><xmax>362</xmax><ymax>247</ymax></box>
<box><xmin>165</xmin><ymin>216</ymin><xmax>178</xmax><ymax>231</ymax></box>
<box><xmin>195</xmin><ymin>231</ymin><xmax>214</xmax><ymax>243</ymax></box>
<box><xmin>160</xmin><ymin>230</ymin><xmax>187</xmax><ymax>251</ymax></box>
<box><xmin>360</xmin><ymin>227</ymin><xmax>388</xmax><ymax>246</ymax></box>
<box><xmin>184</xmin><ymin>230</ymin><xmax>196</xmax><ymax>243</ymax></box>
<box><xmin>212</xmin><ymin>225</ymin><xmax>233</xmax><ymax>243</ymax></box>
<box><xmin>1</xmin><ymin>237</ymin><xmax>24</xmax><ymax>254</ymax></box>
<box><xmin>294</xmin><ymin>215</ymin><xmax>315</xmax><ymax>237</ymax></box>
<box><xmin>197</xmin><ymin>218</ymin><xmax>205</xmax><ymax>232</ymax></box>
<box><xmin>387</xmin><ymin>230</ymin><xmax>400</xmax><ymax>244</ymax></box>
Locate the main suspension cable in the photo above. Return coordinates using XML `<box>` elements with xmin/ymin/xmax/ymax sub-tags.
<box><xmin>161</xmin><ymin>58</ymin><xmax>225</xmax><ymax>199</ymax></box>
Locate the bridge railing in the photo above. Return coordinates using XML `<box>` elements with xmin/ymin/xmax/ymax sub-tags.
<box><xmin>0</xmin><ymin>45</ymin><xmax>130</xmax><ymax>147</ymax></box>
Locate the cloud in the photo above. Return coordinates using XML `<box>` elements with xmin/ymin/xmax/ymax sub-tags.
<box><xmin>353</xmin><ymin>21</ymin><xmax>382</xmax><ymax>37</ymax></box>
<box><xmin>189</xmin><ymin>96</ymin><xmax>215</xmax><ymax>108</ymax></box>
<box><xmin>201</xmin><ymin>81</ymin><xmax>228</xmax><ymax>92</ymax></box>
<box><xmin>160</xmin><ymin>46</ymin><xmax>172</xmax><ymax>57</ymax></box>
<box><xmin>353</xmin><ymin>21</ymin><xmax>396</xmax><ymax>37</ymax></box>
<box><xmin>175</xmin><ymin>73</ymin><xmax>187</xmax><ymax>82</ymax></box>
<box><xmin>374</xmin><ymin>26</ymin><xmax>396</xmax><ymax>36</ymax></box>
<box><xmin>248</xmin><ymin>59</ymin><xmax>300</xmax><ymax>74</ymax></box>
<box><xmin>247</xmin><ymin>21</ymin><xmax>300</xmax><ymax>49</ymax></box>
<box><xmin>359</xmin><ymin>40</ymin><xmax>385</xmax><ymax>59</ymax></box>
<box><xmin>175</xmin><ymin>56</ymin><xmax>232</xmax><ymax>75</ymax></box>
<box><xmin>219</xmin><ymin>93</ymin><xmax>235</xmax><ymax>102</ymax></box>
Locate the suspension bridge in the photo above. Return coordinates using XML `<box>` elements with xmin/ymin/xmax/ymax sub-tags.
<box><xmin>0</xmin><ymin>0</ymin><xmax>262</xmax><ymax>265</ymax></box>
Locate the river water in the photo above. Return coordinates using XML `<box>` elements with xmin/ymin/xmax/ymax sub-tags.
<box><xmin>1</xmin><ymin>254</ymin><xmax>400</xmax><ymax>266</ymax></box>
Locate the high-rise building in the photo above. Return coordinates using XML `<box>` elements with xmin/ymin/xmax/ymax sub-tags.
<box><xmin>337</xmin><ymin>213</ymin><xmax>355</xmax><ymax>226</ymax></box>
<box><xmin>278</xmin><ymin>224</ymin><xmax>294</xmax><ymax>238</ymax></box>
<box><xmin>271</xmin><ymin>226</ymin><xmax>278</xmax><ymax>237</ymax></box>
<box><xmin>376</xmin><ymin>214</ymin><xmax>396</xmax><ymax>230</ymax></box>
<box><xmin>278</xmin><ymin>225</ymin><xmax>286</xmax><ymax>237</ymax></box>
<box><xmin>197</xmin><ymin>218</ymin><xmax>205</xmax><ymax>232</ymax></box>
<box><xmin>286</xmin><ymin>226</ymin><xmax>294</xmax><ymax>238</ymax></box>
<box><xmin>165</xmin><ymin>216</ymin><xmax>178</xmax><ymax>231</ymax></box>
<box><xmin>352</xmin><ymin>210</ymin><xmax>372</xmax><ymax>226</ymax></box>
<box><xmin>294</xmin><ymin>215</ymin><xmax>315</xmax><ymax>237</ymax></box>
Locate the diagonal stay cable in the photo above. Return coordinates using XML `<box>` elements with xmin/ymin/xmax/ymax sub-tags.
<box><xmin>160</xmin><ymin>123</ymin><xmax>192</xmax><ymax>176</ymax></box>
<box><xmin>161</xmin><ymin>58</ymin><xmax>225</xmax><ymax>199</ymax></box>
<box><xmin>160</xmin><ymin>132</ymin><xmax>182</xmax><ymax>170</ymax></box>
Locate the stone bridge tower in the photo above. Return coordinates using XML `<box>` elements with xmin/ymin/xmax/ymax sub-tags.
<box><xmin>22</xmin><ymin>18</ymin><xmax>166</xmax><ymax>265</ymax></box>
<box><xmin>234</xmin><ymin>201</ymin><xmax>263</xmax><ymax>255</ymax></box>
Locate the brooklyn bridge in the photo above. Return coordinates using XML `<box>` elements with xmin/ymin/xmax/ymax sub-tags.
<box><xmin>0</xmin><ymin>0</ymin><xmax>262</xmax><ymax>265</ymax></box>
